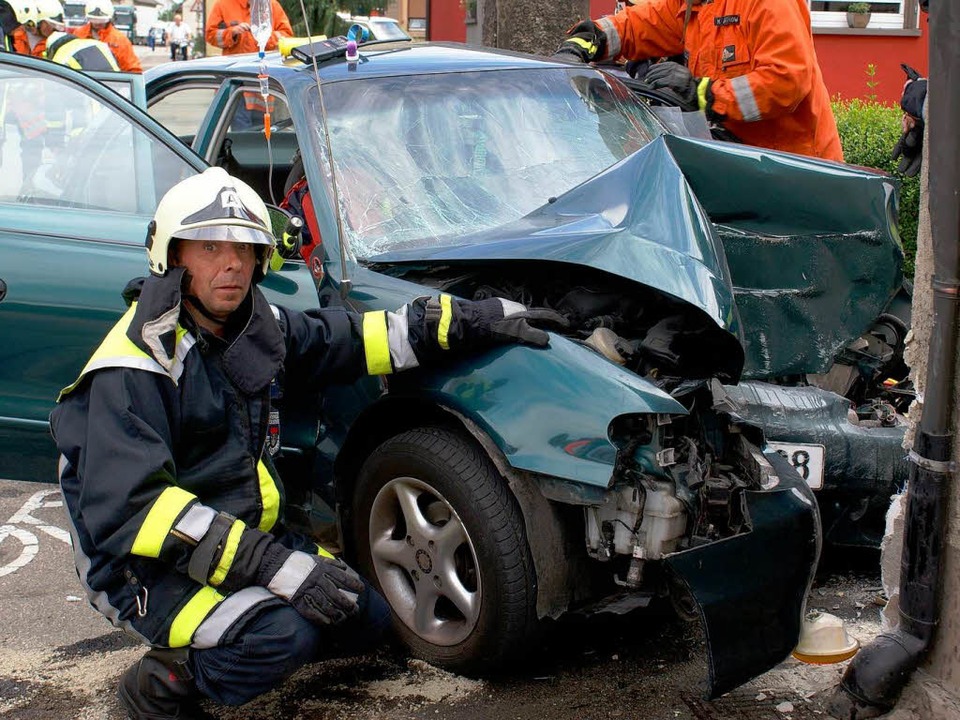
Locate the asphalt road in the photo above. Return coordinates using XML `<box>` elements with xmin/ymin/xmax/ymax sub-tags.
<box><xmin>0</xmin><ymin>477</ymin><xmax>885</xmax><ymax>720</ymax></box>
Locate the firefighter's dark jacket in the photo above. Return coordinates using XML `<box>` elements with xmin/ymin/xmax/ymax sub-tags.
<box><xmin>50</xmin><ymin>269</ymin><xmax>486</xmax><ymax>649</ymax></box>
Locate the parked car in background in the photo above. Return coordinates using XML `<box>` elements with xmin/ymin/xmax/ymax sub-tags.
<box><xmin>336</xmin><ymin>13</ymin><xmax>411</xmax><ymax>41</ymax></box>
<box><xmin>0</xmin><ymin>40</ymin><xmax>908</xmax><ymax>699</ymax></box>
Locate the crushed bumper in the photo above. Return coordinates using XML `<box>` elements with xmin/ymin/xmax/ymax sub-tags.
<box><xmin>665</xmin><ymin>450</ymin><xmax>821</xmax><ymax>698</ymax></box>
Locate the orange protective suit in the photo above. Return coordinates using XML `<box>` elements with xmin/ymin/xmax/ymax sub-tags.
<box><xmin>205</xmin><ymin>0</ymin><xmax>292</xmax><ymax>55</ymax></box>
<box><xmin>597</xmin><ymin>0</ymin><xmax>842</xmax><ymax>161</ymax></box>
<box><xmin>9</xmin><ymin>26</ymin><xmax>32</xmax><ymax>54</ymax></box>
<box><xmin>73</xmin><ymin>22</ymin><xmax>142</xmax><ymax>73</ymax></box>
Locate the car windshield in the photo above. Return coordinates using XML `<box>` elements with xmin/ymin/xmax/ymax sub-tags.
<box><xmin>311</xmin><ymin>67</ymin><xmax>661</xmax><ymax>258</ymax></box>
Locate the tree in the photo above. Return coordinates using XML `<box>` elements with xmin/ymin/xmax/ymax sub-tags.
<box><xmin>481</xmin><ymin>0</ymin><xmax>590</xmax><ymax>55</ymax></box>
<box><xmin>276</xmin><ymin>0</ymin><xmax>345</xmax><ymax>37</ymax></box>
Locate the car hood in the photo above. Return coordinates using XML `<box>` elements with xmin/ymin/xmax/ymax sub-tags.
<box><xmin>367</xmin><ymin>134</ymin><xmax>902</xmax><ymax>380</ymax></box>
<box><xmin>369</xmin><ymin>135</ymin><xmax>744</xmax><ymax>364</ymax></box>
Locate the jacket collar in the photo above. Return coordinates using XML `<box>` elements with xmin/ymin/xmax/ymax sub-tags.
<box><xmin>123</xmin><ymin>272</ymin><xmax>285</xmax><ymax>394</ymax></box>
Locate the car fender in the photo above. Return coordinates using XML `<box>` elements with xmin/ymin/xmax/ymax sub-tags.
<box><xmin>375</xmin><ymin>334</ymin><xmax>687</xmax><ymax>489</ymax></box>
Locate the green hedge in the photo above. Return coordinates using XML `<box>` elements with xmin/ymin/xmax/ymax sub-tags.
<box><xmin>832</xmin><ymin>98</ymin><xmax>921</xmax><ymax>276</ymax></box>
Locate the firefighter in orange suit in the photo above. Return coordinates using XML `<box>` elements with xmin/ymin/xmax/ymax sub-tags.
<box><xmin>73</xmin><ymin>0</ymin><xmax>142</xmax><ymax>73</ymax></box>
<box><xmin>555</xmin><ymin>0</ymin><xmax>843</xmax><ymax>162</ymax></box>
<box><xmin>204</xmin><ymin>0</ymin><xmax>292</xmax><ymax>55</ymax></box>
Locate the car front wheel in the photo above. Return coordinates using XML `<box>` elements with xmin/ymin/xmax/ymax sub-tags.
<box><xmin>353</xmin><ymin>427</ymin><xmax>537</xmax><ymax>673</ymax></box>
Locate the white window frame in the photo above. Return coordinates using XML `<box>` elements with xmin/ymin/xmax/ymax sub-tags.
<box><xmin>808</xmin><ymin>0</ymin><xmax>915</xmax><ymax>30</ymax></box>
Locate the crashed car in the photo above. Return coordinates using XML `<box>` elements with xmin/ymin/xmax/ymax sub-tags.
<box><xmin>0</xmin><ymin>41</ymin><xmax>907</xmax><ymax>697</ymax></box>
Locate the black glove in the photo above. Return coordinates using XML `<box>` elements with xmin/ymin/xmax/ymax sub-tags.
<box><xmin>892</xmin><ymin>66</ymin><xmax>927</xmax><ymax>178</ymax></box>
<box><xmin>426</xmin><ymin>297</ymin><xmax>568</xmax><ymax>350</ymax></box>
<box><xmin>553</xmin><ymin>19</ymin><xmax>605</xmax><ymax>64</ymax></box>
<box><xmin>892</xmin><ymin>124</ymin><xmax>923</xmax><ymax>177</ymax></box>
<box><xmin>644</xmin><ymin>61</ymin><xmax>700</xmax><ymax>112</ymax></box>
<box><xmin>256</xmin><ymin>545</ymin><xmax>365</xmax><ymax>626</ymax></box>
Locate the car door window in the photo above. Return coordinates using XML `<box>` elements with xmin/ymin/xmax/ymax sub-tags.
<box><xmin>148</xmin><ymin>84</ymin><xmax>218</xmax><ymax>145</ymax></box>
<box><xmin>0</xmin><ymin>64</ymin><xmax>195</xmax><ymax>213</ymax></box>
<box><xmin>207</xmin><ymin>88</ymin><xmax>299</xmax><ymax>204</ymax></box>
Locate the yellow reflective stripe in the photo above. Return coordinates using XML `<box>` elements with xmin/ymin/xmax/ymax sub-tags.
<box><xmin>168</xmin><ymin>586</ymin><xmax>224</xmax><ymax>648</ymax></box>
<box><xmin>362</xmin><ymin>311</ymin><xmax>392</xmax><ymax>375</ymax></box>
<box><xmin>697</xmin><ymin>77</ymin><xmax>711</xmax><ymax>113</ymax></box>
<box><xmin>438</xmin><ymin>294</ymin><xmax>453</xmax><ymax>350</ymax></box>
<box><xmin>256</xmin><ymin>460</ymin><xmax>280</xmax><ymax>532</ymax></box>
<box><xmin>209</xmin><ymin>519</ymin><xmax>245</xmax><ymax>587</ymax></box>
<box><xmin>315</xmin><ymin>544</ymin><xmax>335</xmax><ymax>559</ymax></box>
<box><xmin>131</xmin><ymin>487</ymin><xmax>196</xmax><ymax>558</ymax></box>
<box><xmin>568</xmin><ymin>36</ymin><xmax>598</xmax><ymax>55</ymax></box>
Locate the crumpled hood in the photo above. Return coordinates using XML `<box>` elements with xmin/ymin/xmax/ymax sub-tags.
<box><xmin>369</xmin><ymin>134</ymin><xmax>903</xmax><ymax>380</ymax></box>
<box><xmin>370</xmin><ymin>135</ymin><xmax>743</xmax><ymax>365</ymax></box>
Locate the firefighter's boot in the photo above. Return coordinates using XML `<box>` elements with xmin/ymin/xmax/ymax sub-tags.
<box><xmin>117</xmin><ymin>648</ymin><xmax>215</xmax><ymax>720</ymax></box>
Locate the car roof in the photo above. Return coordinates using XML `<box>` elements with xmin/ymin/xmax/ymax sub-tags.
<box><xmin>145</xmin><ymin>41</ymin><xmax>577</xmax><ymax>91</ymax></box>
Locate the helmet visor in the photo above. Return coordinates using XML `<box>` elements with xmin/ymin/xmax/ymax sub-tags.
<box><xmin>173</xmin><ymin>224</ymin><xmax>275</xmax><ymax>246</ymax></box>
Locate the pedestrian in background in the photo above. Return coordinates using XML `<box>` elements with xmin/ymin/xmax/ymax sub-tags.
<box><xmin>166</xmin><ymin>12</ymin><xmax>189</xmax><ymax>60</ymax></box>
<box><xmin>73</xmin><ymin>0</ymin><xmax>141</xmax><ymax>72</ymax></box>
<box><xmin>554</xmin><ymin>0</ymin><xmax>843</xmax><ymax>162</ymax></box>
<box><xmin>146</xmin><ymin>24</ymin><xmax>154</xmax><ymax>51</ymax></box>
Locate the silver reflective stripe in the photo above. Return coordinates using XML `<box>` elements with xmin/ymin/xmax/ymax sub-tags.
<box><xmin>498</xmin><ymin>298</ymin><xmax>526</xmax><ymax>318</ymax></box>
<box><xmin>83</xmin><ymin>355</ymin><xmax>167</xmax><ymax>378</ymax></box>
<box><xmin>191</xmin><ymin>586</ymin><xmax>274</xmax><ymax>649</ymax></box>
<box><xmin>174</xmin><ymin>504</ymin><xmax>217</xmax><ymax>543</ymax></box>
<box><xmin>597</xmin><ymin>16</ymin><xmax>620</xmax><ymax>60</ymax></box>
<box><xmin>386</xmin><ymin>306</ymin><xmax>419</xmax><ymax>372</ymax></box>
<box><xmin>266</xmin><ymin>551</ymin><xmax>315</xmax><ymax>599</ymax></box>
<box><xmin>215</xmin><ymin>29</ymin><xmax>226</xmax><ymax>47</ymax></box>
<box><xmin>169</xmin><ymin>334</ymin><xmax>197</xmax><ymax>384</ymax></box>
<box><xmin>58</xmin><ymin>456</ymin><xmax>150</xmax><ymax>645</ymax></box>
<box><xmin>142</xmin><ymin>305</ymin><xmax>181</xmax><ymax>371</ymax></box>
<box><xmin>270</xmin><ymin>304</ymin><xmax>281</xmax><ymax>322</ymax></box>
<box><xmin>731</xmin><ymin>75</ymin><xmax>761</xmax><ymax>122</ymax></box>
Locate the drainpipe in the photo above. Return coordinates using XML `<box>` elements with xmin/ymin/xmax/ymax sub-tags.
<box><xmin>828</xmin><ymin>2</ymin><xmax>960</xmax><ymax>718</ymax></box>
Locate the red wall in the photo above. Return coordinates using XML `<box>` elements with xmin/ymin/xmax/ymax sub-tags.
<box><xmin>430</xmin><ymin>0</ymin><xmax>466</xmax><ymax>42</ymax></box>
<box><xmin>585</xmin><ymin>0</ymin><xmax>928</xmax><ymax>105</ymax></box>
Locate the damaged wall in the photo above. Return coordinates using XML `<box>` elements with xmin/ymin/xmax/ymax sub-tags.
<box><xmin>883</xmin><ymin>99</ymin><xmax>960</xmax><ymax>710</ymax></box>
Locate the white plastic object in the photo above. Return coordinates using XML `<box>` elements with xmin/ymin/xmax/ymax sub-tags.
<box><xmin>250</xmin><ymin>0</ymin><xmax>273</xmax><ymax>54</ymax></box>
<box><xmin>792</xmin><ymin>611</ymin><xmax>860</xmax><ymax>664</ymax></box>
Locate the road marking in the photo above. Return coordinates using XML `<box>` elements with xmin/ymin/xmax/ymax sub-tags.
<box><xmin>7</xmin><ymin>489</ymin><xmax>71</xmax><ymax>545</ymax></box>
<box><xmin>0</xmin><ymin>489</ymin><xmax>71</xmax><ymax>577</ymax></box>
<box><xmin>0</xmin><ymin>524</ymin><xmax>39</xmax><ymax>577</ymax></box>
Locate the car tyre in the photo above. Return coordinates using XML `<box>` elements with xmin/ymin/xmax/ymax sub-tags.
<box><xmin>353</xmin><ymin>427</ymin><xmax>537</xmax><ymax>674</ymax></box>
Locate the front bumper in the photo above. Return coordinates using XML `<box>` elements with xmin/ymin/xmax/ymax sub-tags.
<box><xmin>665</xmin><ymin>449</ymin><xmax>821</xmax><ymax>698</ymax></box>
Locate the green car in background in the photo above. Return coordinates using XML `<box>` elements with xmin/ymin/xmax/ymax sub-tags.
<box><xmin>0</xmin><ymin>43</ymin><xmax>910</xmax><ymax>698</ymax></box>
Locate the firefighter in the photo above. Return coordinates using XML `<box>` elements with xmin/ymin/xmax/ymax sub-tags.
<box><xmin>205</xmin><ymin>0</ymin><xmax>292</xmax><ymax>129</ymax></box>
<box><xmin>554</xmin><ymin>0</ymin><xmax>843</xmax><ymax>162</ymax></box>
<box><xmin>1</xmin><ymin>0</ymin><xmax>23</xmax><ymax>50</ymax></box>
<box><xmin>45</xmin><ymin>25</ymin><xmax>118</xmax><ymax>69</ymax></box>
<box><xmin>204</xmin><ymin>0</ymin><xmax>291</xmax><ymax>56</ymax></box>
<box><xmin>73</xmin><ymin>0</ymin><xmax>141</xmax><ymax>72</ymax></box>
<box><xmin>14</xmin><ymin>0</ymin><xmax>60</xmax><ymax>56</ymax></box>
<box><xmin>50</xmin><ymin>167</ymin><xmax>563</xmax><ymax>720</ymax></box>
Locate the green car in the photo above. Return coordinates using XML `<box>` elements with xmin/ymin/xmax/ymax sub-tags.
<box><xmin>0</xmin><ymin>43</ymin><xmax>909</xmax><ymax>697</ymax></box>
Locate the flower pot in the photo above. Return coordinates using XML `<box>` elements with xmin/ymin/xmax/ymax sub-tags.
<box><xmin>846</xmin><ymin>11</ymin><xmax>871</xmax><ymax>28</ymax></box>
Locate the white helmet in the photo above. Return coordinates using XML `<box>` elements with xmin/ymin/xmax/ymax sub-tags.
<box><xmin>147</xmin><ymin>167</ymin><xmax>276</xmax><ymax>278</ymax></box>
<box><xmin>84</xmin><ymin>0</ymin><xmax>111</xmax><ymax>22</ymax></box>
<box><xmin>15</xmin><ymin>0</ymin><xmax>37</xmax><ymax>26</ymax></box>
<box><xmin>34</xmin><ymin>0</ymin><xmax>64</xmax><ymax>27</ymax></box>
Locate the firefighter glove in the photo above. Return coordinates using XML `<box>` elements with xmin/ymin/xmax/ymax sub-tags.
<box><xmin>256</xmin><ymin>545</ymin><xmax>365</xmax><ymax>626</ymax></box>
<box><xmin>644</xmin><ymin>62</ymin><xmax>704</xmax><ymax>113</ymax></box>
<box><xmin>553</xmin><ymin>19</ymin><xmax>605</xmax><ymax>63</ymax></box>
<box><xmin>457</xmin><ymin>298</ymin><xmax>569</xmax><ymax>348</ymax></box>
<box><xmin>892</xmin><ymin>68</ymin><xmax>927</xmax><ymax>178</ymax></box>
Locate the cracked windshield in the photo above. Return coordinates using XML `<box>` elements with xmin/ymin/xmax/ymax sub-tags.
<box><xmin>314</xmin><ymin>68</ymin><xmax>660</xmax><ymax>258</ymax></box>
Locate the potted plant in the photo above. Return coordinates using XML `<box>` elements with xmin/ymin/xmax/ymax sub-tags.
<box><xmin>846</xmin><ymin>2</ymin><xmax>871</xmax><ymax>28</ymax></box>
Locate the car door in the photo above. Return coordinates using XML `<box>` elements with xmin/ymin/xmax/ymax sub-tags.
<box><xmin>0</xmin><ymin>53</ymin><xmax>206</xmax><ymax>483</ymax></box>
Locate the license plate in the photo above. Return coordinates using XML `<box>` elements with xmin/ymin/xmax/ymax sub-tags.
<box><xmin>767</xmin><ymin>442</ymin><xmax>826</xmax><ymax>490</ymax></box>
